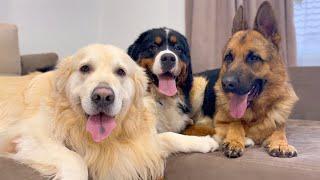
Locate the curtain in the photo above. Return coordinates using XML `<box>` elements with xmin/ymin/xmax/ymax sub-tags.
<box><xmin>186</xmin><ymin>0</ymin><xmax>297</xmax><ymax>73</ymax></box>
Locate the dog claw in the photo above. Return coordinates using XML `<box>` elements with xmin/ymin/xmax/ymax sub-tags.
<box><xmin>224</xmin><ymin>149</ymin><xmax>243</xmax><ymax>158</ymax></box>
<box><xmin>222</xmin><ymin>141</ymin><xmax>244</xmax><ymax>158</ymax></box>
<box><xmin>267</xmin><ymin>144</ymin><xmax>297</xmax><ymax>158</ymax></box>
<box><xmin>269</xmin><ymin>149</ymin><xmax>280</xmax><ymax>157</ymax></box>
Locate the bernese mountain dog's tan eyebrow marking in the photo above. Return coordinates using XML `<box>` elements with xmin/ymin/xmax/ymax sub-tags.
<box><xmin>170</xmin><ymin>35</ymin><xmax>177</xmax><ymax>44</ymax></box>
<box><xmin>155</xmin><ymin>36</ymin><xmax>162</xmax><ymax>45</ymax></box>
<box><xmin>138</xmin><ymin>58</ymin><xmax>154</xmax><ymax>70</ymax></box>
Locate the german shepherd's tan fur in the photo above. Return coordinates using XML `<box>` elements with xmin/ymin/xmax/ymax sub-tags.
<box><xmin>187</xmin><ymin>2</ymin><xmax>298</xmax><ymax>158</ymax></box>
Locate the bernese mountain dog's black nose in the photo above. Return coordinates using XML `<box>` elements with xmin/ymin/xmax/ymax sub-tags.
<box><xmin>161</xmin><ymin>53</ymin><xmax>176</xmax><ymax>72</ymax></box>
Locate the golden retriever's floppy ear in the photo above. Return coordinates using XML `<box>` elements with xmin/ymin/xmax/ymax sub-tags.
<box><xmin>253</xmin><ymin>1</ymin><xmax>280</xmax><ymax>47</ymax></box>
<box><xmin>232</xmin><ymin>5</ymin><xmax>248</xmax><ymax>34</ymax></box>
<box><xmin>133</xmin><ymin>66</ymin><xmax>148</xmax><ymax>106</ymax></box>
<box><xmin>55</xmin><ymin>56</ymin><xmax>74</xmax><ymax>93</ymax></box>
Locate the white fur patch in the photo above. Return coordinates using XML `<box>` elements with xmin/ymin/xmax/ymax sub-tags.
<box><xmin>159</xmin><ymin>132</ymin><xmax>219</xmax><ymax>156</ymax></box>
<box><xmin>152</xmin><ymin>49</ymin><xmax>179</xmax><ymax>75</ymax></box>
<box><xmin>245</xmin><ymin>137</ymin><xmax>255</xmax><ymax>147</ymax></box>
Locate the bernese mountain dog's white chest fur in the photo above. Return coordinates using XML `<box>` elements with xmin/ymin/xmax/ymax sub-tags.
<box><xmin>150</xmin><ymin>85</ymin><xmax>193</xmax><ymax>133</ymax></box>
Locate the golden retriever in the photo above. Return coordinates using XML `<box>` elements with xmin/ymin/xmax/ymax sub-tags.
<box><xmin>0</xmin><ymin>44</ymin><xmax>218</xmax><ymax>180</ymax></box>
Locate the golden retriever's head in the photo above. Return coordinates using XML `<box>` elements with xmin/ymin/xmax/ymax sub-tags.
<box><xmin>55</xmin><ymin>44</ymin><xmax>147</xmax><ymax>142</ymax></box>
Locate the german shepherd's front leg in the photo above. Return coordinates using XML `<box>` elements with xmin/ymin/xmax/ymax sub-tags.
<box><xmin>222</xmin><ymin>121</ymin><xmax>245</xmax><ymax>158</ymax></box>
<box><xmin>264</xmin><ymin>127</ymin><xmax>297</xmax><ymax>158</ymax></box>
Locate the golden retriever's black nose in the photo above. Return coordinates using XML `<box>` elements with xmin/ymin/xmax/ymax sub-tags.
<box><xmin>161</xmin><ymin>53</ymin><xmax>176</xmax><ymax>72</ymax></box>
<box><xmin>91</xmin><ymin>86</ymin><xmax>115</xmax><ymax>107</ymax></box>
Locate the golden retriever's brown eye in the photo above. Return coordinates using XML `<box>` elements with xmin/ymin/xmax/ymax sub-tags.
<box><xmin>116</xmin><ymin>68</ymin><xmax>126</xmax><ymax>77</ymax></box>
<box><xmin>79</xmin><ymin>64</ymin><xmax>91</xmax><ymax>74</ymax></box>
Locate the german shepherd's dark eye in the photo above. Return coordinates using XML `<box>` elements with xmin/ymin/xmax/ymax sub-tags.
<box><xmin>79</xmin><ymin>64</ymin><xmax>92</xmax><ymax>74</ymax></box>
<box><xmin>224</xmin><ymin>52</ymin><xmax>234</xmax><ymax>63</ymax></box>
<box><xmin>115</xmin><ymin>67</ymin><xmax>126</xmax><ymax>77</ymax></box>
<box><xmin>246</xmin><ymin>51</ymin><xmax>262</xmax><ymax>63</ymax></box>
<box><xmin>149</xmin><ymin>44</ymin><xmax>158</xmax><ymax>51</ymax></box>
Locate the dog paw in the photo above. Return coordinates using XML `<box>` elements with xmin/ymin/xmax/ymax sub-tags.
<box><xmin>266</xmin><ymin>143</ymin><xmax>297</xmax><ymax>158</ymax></box>
<box><xmin>199</xmin><ymin>136</ymin><xmax>219</xmax><ymax>153</ymax></box>
<box><xmin>222</xmin><ymin>140</ymin><xmax>244</xmax><ymax>158</ymax></box>
<box><xmin>245</xmin><ymin>137</ymin><xmax>255</xmax><ymax>148</ymax></box>
<box><xmin>186</xmin><ymin>118</ymin><xmax>194</xmax><ymax>125</ymax></box>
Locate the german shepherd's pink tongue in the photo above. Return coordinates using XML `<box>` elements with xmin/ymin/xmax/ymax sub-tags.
<box><xmin>229</xmin><ymin>93</ymin><xmax>248</xmax><ymax>119</ymax></box>
<box><xmin>158</xmin><ymin>75</ymin><xmax>177</xmax><ymax>96</ymax></box>
<box><xmin>86</xmin><ymin>114</ymin><xmax>116</xmax><ymax>142</ymax></box>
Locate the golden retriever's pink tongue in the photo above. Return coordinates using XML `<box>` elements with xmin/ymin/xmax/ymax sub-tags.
<box><xmin>229</xmin><ymin>93</ymin><xmax>248</xmax><ymax>119</ymax></box>
<box><xmin>158</xmin><ymin>76</ymin><xmax>177</xmax><ymax>96</ymax></box>
<box><xmin>86</xmin><ymin>114</ymin><xmax>116</xmax><ymax>143</ymax></box>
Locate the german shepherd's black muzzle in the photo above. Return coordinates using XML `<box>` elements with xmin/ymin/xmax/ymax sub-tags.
<box><xmin>222</xmin><ymin>70</ymin><xmax>266</xmax><ymax>99</ymax></box>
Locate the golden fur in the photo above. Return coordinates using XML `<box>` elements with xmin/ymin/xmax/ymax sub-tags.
<box><xmin>0</xmin><ymin>44</ymin><xmax>218</xmax><ymax>179</ymax></box>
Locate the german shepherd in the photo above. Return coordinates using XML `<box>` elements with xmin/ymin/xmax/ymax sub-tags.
<box><xmin>186</xmin><ymin>1</ymin><xmax>298</xmax><ymax>158</ymax></box>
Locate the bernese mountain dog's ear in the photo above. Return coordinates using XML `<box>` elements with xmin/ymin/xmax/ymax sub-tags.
<box><xmin>128</xmin><ymin>31</ymin><xmax>150</xmax><ymax>61</ymax></box>
<box><xmin>179</xmin><ymin>34</ymin><xmax>193</xmax><ymax>112</ymax></box>
<box><xmin>128</xmin><ymin>43</ymin><xmax>140</xmax><ymax>61</ymax></box>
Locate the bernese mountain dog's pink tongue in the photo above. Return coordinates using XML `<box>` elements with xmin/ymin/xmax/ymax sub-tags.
<box><xmin>86</xmin><ymin>114</ymin><xmax>116</xmax><ymax>142</ymax></box>
<box><xmin>158</xmin><ymin>76</ymin><xmax>177</xmax><ymax>96</ymax></box>
<box><xmin>229</xmin><ymin>93</ymin><xmax>248</xmax><ymax>119</ymax></box>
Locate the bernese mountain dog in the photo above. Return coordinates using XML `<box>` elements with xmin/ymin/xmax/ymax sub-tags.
<box><xmin>128</xmin><ymin>27</ymin><xmax>193</xmax><ymax>133</ymax></box>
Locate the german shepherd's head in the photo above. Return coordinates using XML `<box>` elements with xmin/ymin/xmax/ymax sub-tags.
<box><xmin>218</xmin><ymin>2</ymin><xmax>288</xmax><ymax>119</ymax></box>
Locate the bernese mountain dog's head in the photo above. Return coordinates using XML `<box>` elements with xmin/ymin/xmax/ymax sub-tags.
<box><xmin>128</xmin><ymin>27</ymin><xmax>193</xmax><ymax>111</ymax></box>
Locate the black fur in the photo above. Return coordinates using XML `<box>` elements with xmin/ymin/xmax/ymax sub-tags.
<box><xmin>36</xmin><ymin>66</ymin><xmax>55</xmax><ymax>72</ymax></box>
<box><xmin>128</xmin><ymin>27</ymin><xmax>193</xmax><ymax>113</ymax></box>
<box><xmin>195</xmin><ymin>69</ymin><xmax>220</xmax><ymax>118</ymax></box>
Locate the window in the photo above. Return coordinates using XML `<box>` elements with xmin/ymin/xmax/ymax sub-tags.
<box><xmin>294</xmin><ymin>0</ymin><xmax>320</xmax><ymax>66</ymax></box>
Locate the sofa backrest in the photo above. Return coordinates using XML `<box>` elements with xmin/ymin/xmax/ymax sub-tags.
<box><xmin>289</xmin><ymin>66</ymin><xmax>320</xmax><ymax>120</ymax></box>
<box><xmin>0</xmin><ymin>23</ymin><xmax>21</xmax><ymax>75</ymax></box>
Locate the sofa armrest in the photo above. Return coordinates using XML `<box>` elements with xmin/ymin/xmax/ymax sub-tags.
<box><xmin>20</xmin><ymin>53</ymin><xmax>58</xmax><ymax>75</ymax></box>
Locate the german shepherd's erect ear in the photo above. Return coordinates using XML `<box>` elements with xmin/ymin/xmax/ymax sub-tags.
<box><xmin>253</xmin><ymin>1</ymin><xmax>281</xmax><ymax>48</ymax></box>
<box><xmin>232</xmin><ymin>5</ymin><xmax>248</xmax><ymax>34</ymax></box>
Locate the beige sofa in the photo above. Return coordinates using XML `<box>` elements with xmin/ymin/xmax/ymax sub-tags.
<box><xmin>0</xmin><ymin>23</ymin><xmax>58</xmax><ymax>75</ymax></box>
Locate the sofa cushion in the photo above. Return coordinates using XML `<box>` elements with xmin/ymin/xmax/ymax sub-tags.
<box><xmin>165</xmin><ymin>119</ymin><xmax>320</xmax><ymax>180</ymax></box>
<box><xmin>0</xmin><ymin>158</ymin><xmax>45</xmax><ymax>180</ymax></box>
<box><xmin>0</xmin><ymin>119</ymin><xmax>319</xmax><ymax>179</ymax></box>
<box><xmin>21</xmin><ymin>53</ymin><xmax>58</xmax><ymax>75</ymax></box>
<box><xmin>0</xmin><ymin>23</ymin><xmax>21</xmax><ymax>75</ymax></box>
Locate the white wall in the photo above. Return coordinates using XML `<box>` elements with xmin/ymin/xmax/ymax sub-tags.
<box><xmin>0</xmin><ymin>0</ymin><xmax>185</xmax><ymax>58</ymax></box>
<box><xmin>97</xmin><ymin>0</ymin><xmax>185</xmax><ymax>50</ymax></box>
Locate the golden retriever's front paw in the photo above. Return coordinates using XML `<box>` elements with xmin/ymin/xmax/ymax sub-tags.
<box><xmin>199</xmin><ymin>136</ymin><xmax>219</xmax><ymax>153</ymax></box>
<box><xmin>222</xmin><ymin>140</ymin><xmax>244</xmax><ymax>158</ymax></box>
<box><xmin>266</xmin><ymin>143</ymin><xmax>297</xmax><ymax>158</ymax></box>
<box><xmin>186</xmin><ymin>118</ymin><xmax>194</xmax><ymax>125</ymax></box>
<box><xmin>245</xmin><ymin>137</ymin><xmax>255</xmax><ymax>148</ymax></box>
